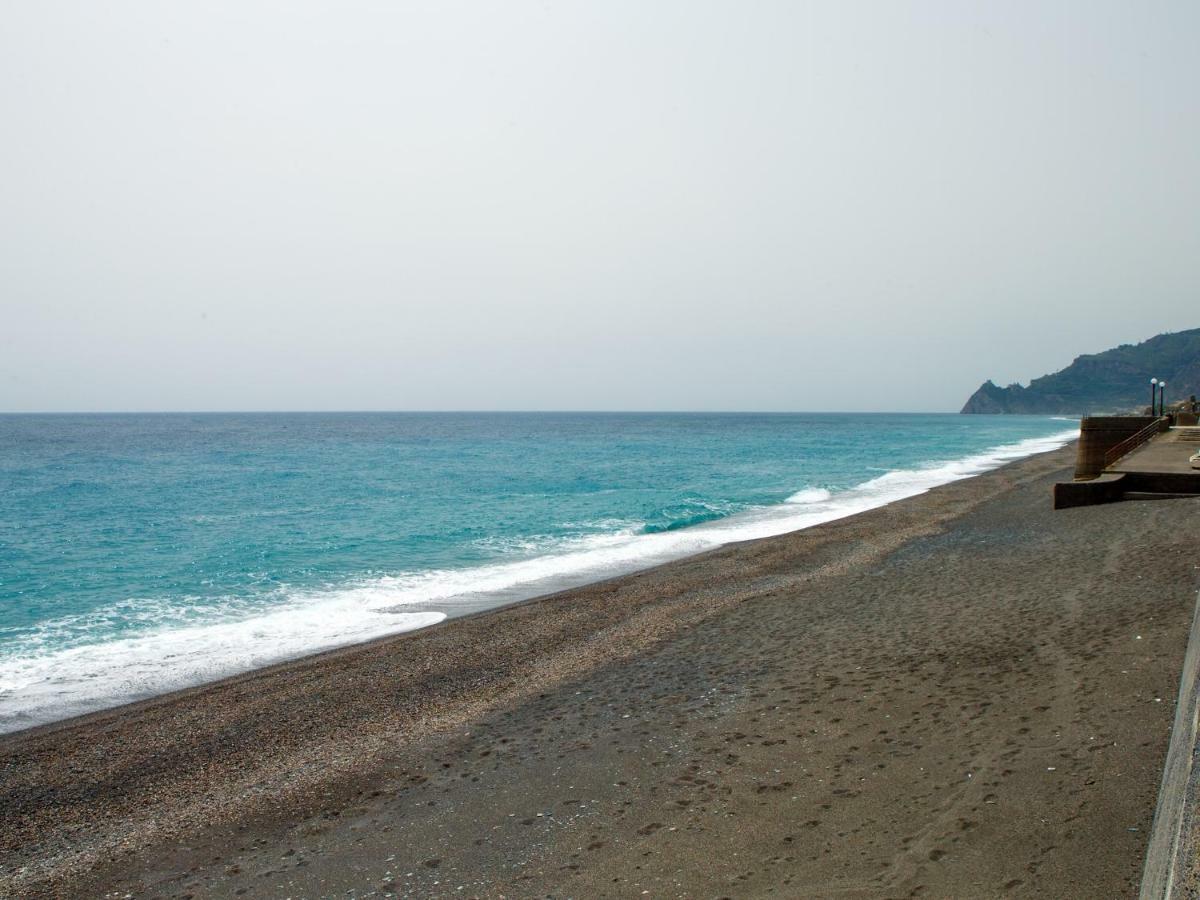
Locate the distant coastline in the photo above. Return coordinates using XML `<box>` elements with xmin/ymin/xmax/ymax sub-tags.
<box><xmin>961</xmin><ymin>327</ymin><xmax>1200</xmax><ymax>414</ymax></box>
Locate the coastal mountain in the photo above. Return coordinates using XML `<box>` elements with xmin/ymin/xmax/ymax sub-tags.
<box><xmin>961</xmin><ymin>328</ymin><xmax>1200</xmax><ymax>414</ymax></box>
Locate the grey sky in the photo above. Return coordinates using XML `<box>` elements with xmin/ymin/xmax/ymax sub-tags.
<box><xmin>2</xmin><ymin>1</ymin><xmax>1197</xmax><ymax>412</ymax></box>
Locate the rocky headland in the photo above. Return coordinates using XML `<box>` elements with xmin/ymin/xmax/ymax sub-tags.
<box><xmin>962</xmin><ymin>328</ymin><xmax>1200</xmax><ymax>414</ymax></box>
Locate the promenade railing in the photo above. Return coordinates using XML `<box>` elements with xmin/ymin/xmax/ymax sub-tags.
<box><xmin>1102</xmin><ymin>417</ymin><xmax>1169</xmax><ymax>468</ymax></box>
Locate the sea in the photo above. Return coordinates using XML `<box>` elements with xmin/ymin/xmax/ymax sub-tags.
<box><xmin>0</xmin><ymin>412</ymin><xmax>1077</xmax><ymax>733</ymax></box>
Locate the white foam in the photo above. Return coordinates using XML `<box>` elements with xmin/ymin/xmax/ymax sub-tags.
<box><xmin>0</xmin><ymin>426</ymin><xmax>1077</xmax><ymax>733</ymax></box>
<box><xmin>786</xmin><ymin>487</ymin><xmax>834</xmax><ymax>504</ymax></box>
<box><xmin>0</xmin><ymin>596</ymin><xmax>445</xmax><ymax>733</ymax></box>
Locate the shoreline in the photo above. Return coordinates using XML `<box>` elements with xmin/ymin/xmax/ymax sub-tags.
<box><xmin>1</xmin><ymin>425</ymin><xmax>1079</xmax><ymax>736</ymax></box>
<box><xmin>3</xmin><ymin>440</ymin><xmax>1194</xmax><ymax>897</ymax></box>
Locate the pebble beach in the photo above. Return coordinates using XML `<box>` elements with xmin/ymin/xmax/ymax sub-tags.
<box><xmin>1</xmin><ymin>442</ymin><xmax>1194</xmax><ymax>898</ymax></box>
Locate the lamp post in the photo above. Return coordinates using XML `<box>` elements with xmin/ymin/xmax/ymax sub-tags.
<box><xmin>1160</xmin><ymin>381</ymin><xmax>1167</xmax><ymax>417</ymax></box>
<box><xmin>1152</xmin><ymin>377</ymin><xmax>1158</xmax><ymax>415</ymax></box>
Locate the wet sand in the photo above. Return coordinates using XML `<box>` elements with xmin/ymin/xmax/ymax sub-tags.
<box><xmin>1</xmin><ymin>443</ymin><xmax>1195</xmax><ymax>898</ymax></box>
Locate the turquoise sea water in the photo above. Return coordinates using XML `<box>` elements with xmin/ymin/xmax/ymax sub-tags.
<box><xmin>0</xmin><ymin>412</ymin><xmax>1076</xmax><ymax>732</ymax></box>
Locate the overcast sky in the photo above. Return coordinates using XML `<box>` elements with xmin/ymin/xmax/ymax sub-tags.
<box><xmin>2</xmin><ymin>1</ymin><xmax>1197</xmax><ymax>412</ymax></box>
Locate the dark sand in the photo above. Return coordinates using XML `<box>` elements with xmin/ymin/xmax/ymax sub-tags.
<box><xmin>2</xmin><ymin>444</ymin><xmax>1196</xmax><ymax>898</ymax></box>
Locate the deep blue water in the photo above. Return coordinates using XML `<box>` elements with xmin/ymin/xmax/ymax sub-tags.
<box><xmin>0</xmin><ymin>412</ymin><xmax>1076</xmax><ymax>731</ymax></box>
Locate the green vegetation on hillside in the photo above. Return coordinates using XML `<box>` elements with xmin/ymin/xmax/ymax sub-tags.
<box><xmin>961</xmin><ymin>328</ymin><xmax>1200</xmax><ymax>414</ymax></box>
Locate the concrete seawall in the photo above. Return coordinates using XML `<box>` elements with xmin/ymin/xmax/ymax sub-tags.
<box><xmin>1074</xmin><ymin>416</ymin><xmax>1159</xmax><ymax>479</ymax></box>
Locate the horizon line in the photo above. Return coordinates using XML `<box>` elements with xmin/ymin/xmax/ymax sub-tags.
<box><xmin>0</xmin><ymin>407</ymin><xmax>1006</xmax><ymax>416</ymax></box>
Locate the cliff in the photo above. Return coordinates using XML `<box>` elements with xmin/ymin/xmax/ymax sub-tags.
<box><xmin>961</xmin><ymin>328</ymin><xmax>1200</xmax><ymax>414</ymax></box>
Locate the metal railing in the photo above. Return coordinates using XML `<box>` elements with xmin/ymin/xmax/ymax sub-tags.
<box><xmin>1103</xmin><ymin>417</ymin><xmax>1169</xmax><ymax>468</ymax></box>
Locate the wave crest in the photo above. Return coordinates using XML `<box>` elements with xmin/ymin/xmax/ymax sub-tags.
<box><xmin>786</xmin><ymin>487</ymin><xmax>834</xmax><ymax>504</ymax></box>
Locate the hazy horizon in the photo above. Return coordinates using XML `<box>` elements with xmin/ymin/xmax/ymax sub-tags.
<box><xmin>0</xmin><ymin>408</ymin><xmax>1089</xmax><ymax>416</ymax></box>
<box><xmin>3</xmin><ymin>1</ymin><xmax>1197</xmax><ymax>414</ymax></box>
